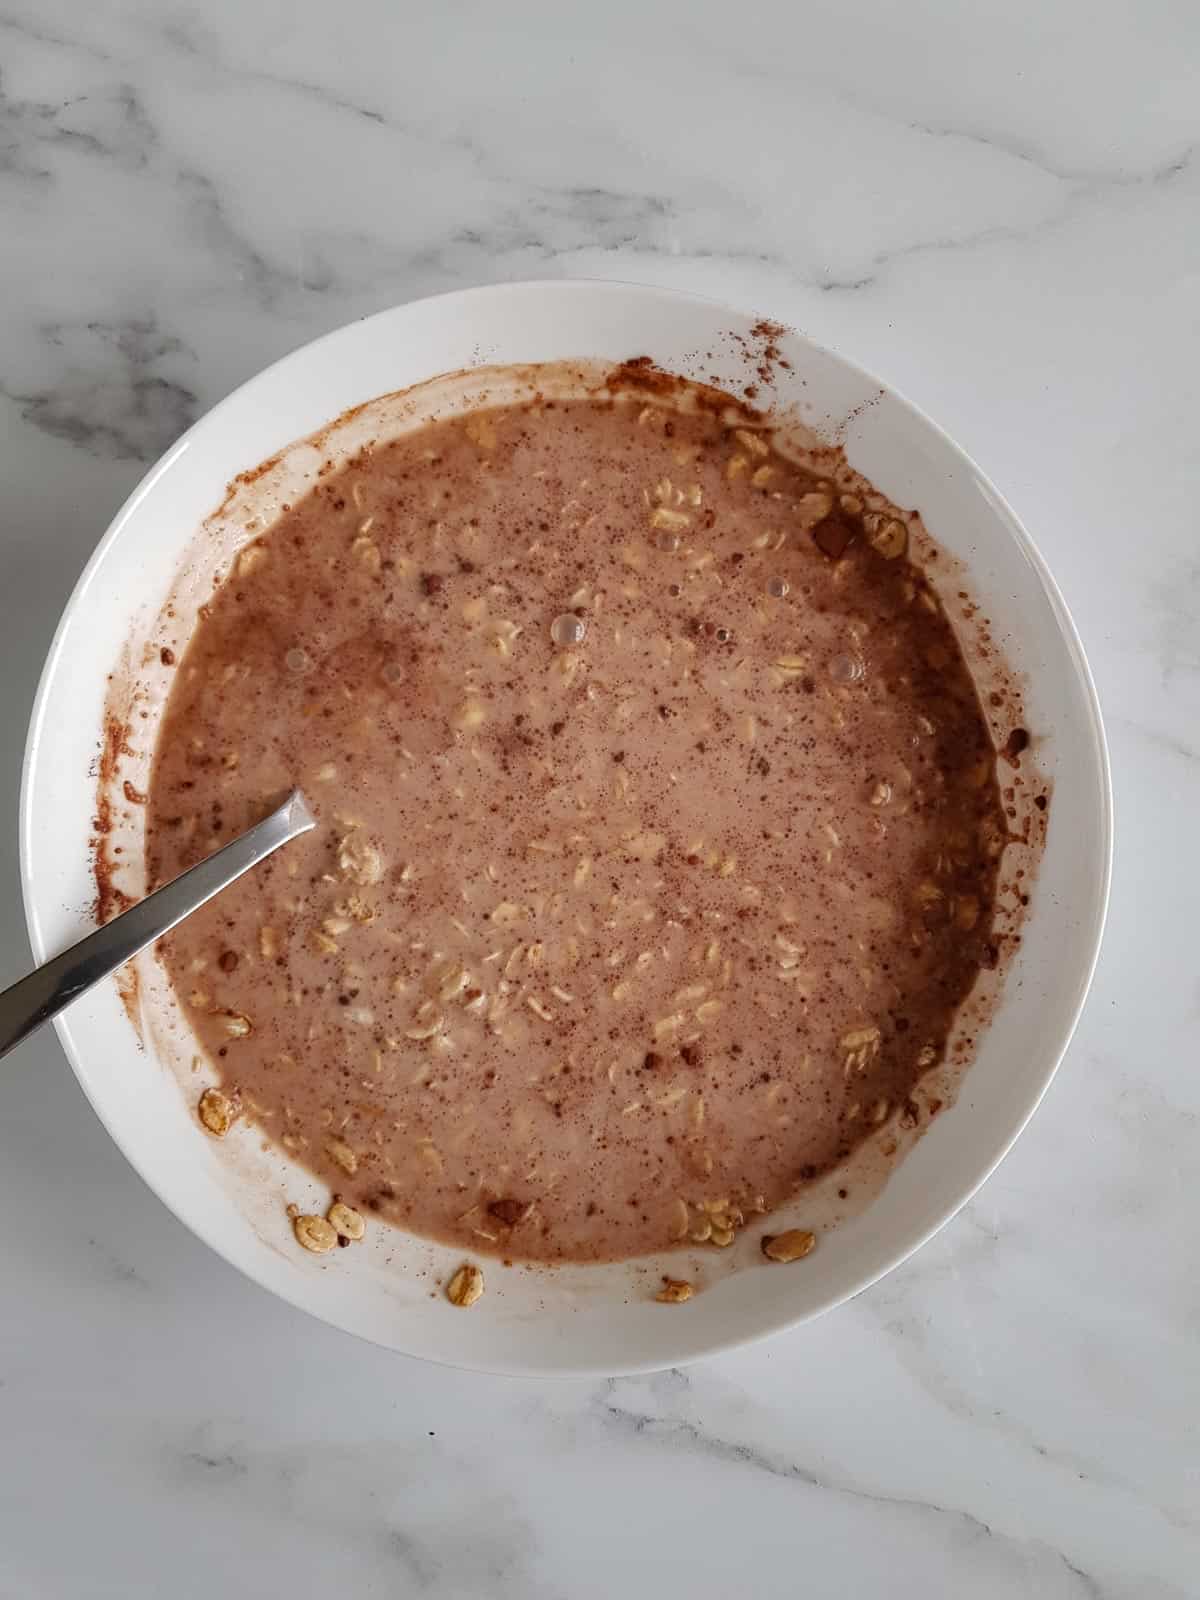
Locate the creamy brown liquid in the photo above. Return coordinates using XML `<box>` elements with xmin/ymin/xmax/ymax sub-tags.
<box><xmin>147</xmin><ymin>388</ymin><xmax>1009</xmax><ymax>1262</ymax></box>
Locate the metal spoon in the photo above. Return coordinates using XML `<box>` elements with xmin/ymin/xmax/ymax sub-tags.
<box><xmin>0</xmin><ymin>789</ymin><xmax>315</xmax><ymax>1060</ymax></box>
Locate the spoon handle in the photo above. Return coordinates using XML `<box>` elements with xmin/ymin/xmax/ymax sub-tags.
<box><xmin>0</xmin><ymin>789</ymin><xmax>315</xmax><ymax>1061</ymax></box>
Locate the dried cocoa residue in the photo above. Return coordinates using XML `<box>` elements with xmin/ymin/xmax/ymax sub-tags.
<box><xmin>747</xmin><ymin>317</ymin><xmax>791</xmax><ymax>382</ymax></box>
<box><xmin>103</xmin><ymin>716</ymin><xmax>134</xmax><ymax>774</ymax></box>
<box><xmin>93</xmin><ymin>713</ymin><xmax>137</xmax><ymax>924</ymax></box>
<box><xmin>603</xmin><ymin>357</ymin><xmax>759</xmax><ymax>423</ymax></box>
<box><xmin>1002</xmin><ymin>727</ymin><xmax>1030</xmax><ymax>766</ymax></box>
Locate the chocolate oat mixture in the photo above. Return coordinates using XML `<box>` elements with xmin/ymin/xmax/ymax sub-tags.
<box><xmin>146</xmin><ymin>389</ymin><xmax>1010</xmax><ymax>1262</ymax></box>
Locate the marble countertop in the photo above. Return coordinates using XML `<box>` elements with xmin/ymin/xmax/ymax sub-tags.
<box><xmin>1</xmin><ymin>2</ymin><xmax>1197</xmax><ymax>1594</ymax></box>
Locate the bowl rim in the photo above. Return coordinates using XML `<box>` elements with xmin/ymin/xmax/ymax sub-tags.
<box><xmin>20</xmin><ymin>278</ymin><xmax>1113</xmax><ymax>1373</ymax></box>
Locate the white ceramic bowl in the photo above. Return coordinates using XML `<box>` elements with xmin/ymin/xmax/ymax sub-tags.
<box><xmin>21</xmin><ymin>281</ymin><xmax>1111</xmax><ymax>1375</ymax></box>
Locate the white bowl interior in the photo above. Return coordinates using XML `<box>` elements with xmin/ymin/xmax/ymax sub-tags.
<box><xmin>21</xmin><ymin>282</ymin><xmax>1110</xmax><ymax>1374</ymax></box>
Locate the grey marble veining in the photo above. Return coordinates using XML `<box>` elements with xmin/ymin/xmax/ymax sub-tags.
<box><xmin>1</xmin><ymin>1</ymin><xmax>1198</xmax><ymax>1594</ymax></box>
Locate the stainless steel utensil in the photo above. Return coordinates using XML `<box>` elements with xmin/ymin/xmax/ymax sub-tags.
<box><xmin>0</xmin><ymin>789</ymin><xmax>314</xmax><ymax>1060</ymax></box>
